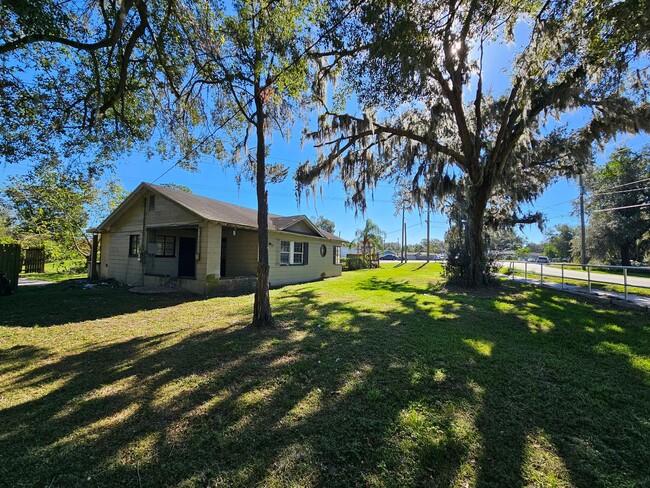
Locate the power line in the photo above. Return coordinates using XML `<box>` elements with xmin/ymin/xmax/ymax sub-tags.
<box><xmin>590</xmin><ymin>185</ymin><xmax>650</xmax><ymax>197</ymax></box>
<box><xmin>593</xmin><ymin>202</ymin><xmax>650</xmax><ymax>213</ymax></box>
<box><xmin>534</xmin><ymin>197</ymin><xmax>578</xmax><ymax>211</ymax></box>
<box><xmin>151</xmin><ymin>111</ymin><xmax>242</xmax><ymax>184</ymax></box>
<box><xmin>595</xmin><ymin>177</ymin><xmax>650</xmax><ymax>191</ymax></box>
<box><xmin>385</xmin><ymin>221</ymin><xmax>444</xmax><ymax>235</ymax></box>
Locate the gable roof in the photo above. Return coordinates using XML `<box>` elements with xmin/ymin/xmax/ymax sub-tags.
<box><xmin>91</xmin><ymin>182</ymin><xmax>347</xmax><ymax>243</ymax></box>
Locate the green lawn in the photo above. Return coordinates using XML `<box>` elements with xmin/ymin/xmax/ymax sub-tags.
<box><xmin>22</xmin><ymin>259</ymin><xmax>88</xmax><ymax>282</ymax></box>
<box><xmin>1</xmin><ymin>264</ymin><xmax>649</xmax><ymax>487</ymax></box>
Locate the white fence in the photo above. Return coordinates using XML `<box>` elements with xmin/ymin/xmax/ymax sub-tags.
<box><xmin>502</xmin><ymin>261</ymin><xmax>650</xmax><ymax>302</ymax></box>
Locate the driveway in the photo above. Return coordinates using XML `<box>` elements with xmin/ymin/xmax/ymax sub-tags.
<box><xmin>18</xmin><ymin>277</ymin><xmax>55</xmax><ymax>286</ymax></box>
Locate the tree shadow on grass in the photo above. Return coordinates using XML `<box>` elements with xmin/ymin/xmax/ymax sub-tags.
<box><xmin>0</xmin><ymin>276</ymin><xmax>649</xmax><ymax>486</ymax></box>
<box><xmin>447</xmin><ymin>285</ymin><xmax>650</xmax><ymax>487</ymax></box>
<box><xmin>0</xmin><ymin>280</ymin><xmax>206</xmax><ymax>327</ymax></box>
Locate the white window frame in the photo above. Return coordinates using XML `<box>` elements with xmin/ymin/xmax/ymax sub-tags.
<box><xmin>280</xmin><ymin>241</ymin><xmax>305</xmax><ymax>265</ymax></box>
<box><xmin>293</xmin><ymin>242</ymin><xmax>303</xmax><ymax>264</ymax></box>
<box><xmin>280</xmin><ymin>241</ymin><xmax>291</xmax><ymax>265</ymax></box>
<box><xmin>334</xmin><ymin>246</ymin><xmax>341</xmax><ymax>265</ymax></box>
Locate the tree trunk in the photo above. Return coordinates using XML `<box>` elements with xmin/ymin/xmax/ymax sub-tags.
<box><xmin>620</xmin><ymin>244</ymin><xmax>632</xmax><ymax>267</ymax></box>
<box><xmin>252</xmin><ymin>86</ymin><xmax>273</xmax><ymax>328</ymax></box>
<box><xmin>467</xmin><ymin>185</ymin><xmax>490</xmax><ymax>286</ymax></box>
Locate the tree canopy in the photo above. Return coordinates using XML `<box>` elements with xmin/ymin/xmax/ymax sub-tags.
<box><xmin>0</xmin><ymin>0</ymin><xmax>180</xmax><ymax>167</ymax></box>
<box><xmin>313</xmin><ymin>216</ymin><xmax>336</xmax><ymax>233</ymax></box>
<box><xmin>297</xmin><ymin>0</ymin><xmax>649</xmax><ymax>284</ymax></box>
<box><xmin>2</xmin><ymin>0</ymin><xmax>331</xmax><ymax>326</ymax></box>
<box><xmin>2</xmin><ymin>158</ymin><xmax>125</xmax><ymax>259</ymax></box>
<box><xmin>583</xmin><ymin>146</ymin><xmax>650</xmax><ymax>265</ymax></box>
<box><xmin>544</xmin><ymin>224</ymin><xmax>575</xmax><ymax>261</ymax></box>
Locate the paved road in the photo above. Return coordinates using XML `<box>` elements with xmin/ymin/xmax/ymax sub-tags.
<box><xmin>501</xmin><ymin>262</ymin><xmax>650</xmax><ymax>289</ymax></box>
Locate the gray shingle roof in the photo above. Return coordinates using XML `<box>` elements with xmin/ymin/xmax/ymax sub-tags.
<box><xmin>91</xmin><ymin>182</ymin><xmax>346</xmax><ymax>243</ymax></box>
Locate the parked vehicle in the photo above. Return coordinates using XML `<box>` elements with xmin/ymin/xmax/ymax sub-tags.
<box><xmin>380</xmin><ymin>251</ymin><xmax>398</xmax><ymax>260</ymax></box>
<box><xmin>536</xmin><ymin>256</ymin><xmax>550</xmax><ymax>264</ymax></box>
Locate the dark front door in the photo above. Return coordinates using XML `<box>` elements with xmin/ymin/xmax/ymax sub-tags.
<box><xmin>178</xmin><ymin>237</ymin><xmax>196</xmax><ymax>277</ymax></box>
<box><xmin>220</xmin><ymin>237</ymin><xmax>227</xmax><ymax>277</ymax></box>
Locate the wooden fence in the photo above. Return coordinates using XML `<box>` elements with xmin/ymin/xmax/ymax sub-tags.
<box><xmin>23</xmin><ymin>247</ymin><xmax>46</xmax><ymax>273</ymax></box>
<box><xmin>0</xmin><ymin>243</ymin><xmax>21</xmax><ymax>294</ymax></box>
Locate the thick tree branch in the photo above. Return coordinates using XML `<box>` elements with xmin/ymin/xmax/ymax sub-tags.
<box><xmin>0</xmin><ymin>0</ymin><xmax>135</xmax><ymax>55</ymax></box>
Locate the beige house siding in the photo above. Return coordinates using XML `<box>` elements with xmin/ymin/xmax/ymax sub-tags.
<box><xmin>201</xmin><ymin>222</ymin><xmax>222</xmax><ymax>281</ymax></box>
<box><xmin>99</xmin><ymin>191</ymin><xmax>200</xmax><ymax>287</ymax></box>
<box><xmin>145</xmin><ymin>192</ymin><xmax>196</xmax><ymax>226</ymax></box>
<box><xmin>268</xmin><ymin>233</ymin><xmax>342</xmax><ymax>286</ymax></box>
<box><xmin>99</xmin><ymin>233</ymin><xmax>110</xmax><ymax>279</ymax></box>
<box><xmin>283</xmin><ymin>220</ymin><xmax>316</xmax><ymax>235</ymax></box>
<box><xmin>222</xmin><ymin>227</ymin><xmax>258</xmax><ymax>277</ymax></box>
<box><xmin>100</xmin><ymin>200</ymin><xmax>145</xmax><ymax>285</ymax></box>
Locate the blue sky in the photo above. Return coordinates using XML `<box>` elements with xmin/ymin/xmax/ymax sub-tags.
<box><xmin>2</xmin><ymin>19</ymin><xmax>648</xmax><ymax>247</ymax></box>
<box><xmin>3</xmin><ymin>129</ymin><xmax>645</xmax><ymax>246</ymax></box>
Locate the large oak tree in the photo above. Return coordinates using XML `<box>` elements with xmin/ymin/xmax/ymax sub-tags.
<box><xmin>297</xmin><ymin>0</ymin><xmax>649</xmax><ymax>284</ymax></box>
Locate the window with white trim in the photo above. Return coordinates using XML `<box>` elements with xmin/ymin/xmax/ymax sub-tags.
<box><xmin>334</xmin><ymin>246</ymin><xmax>341</xmax><ymax>264</ymax></box>
<box><xmin>280</xmin><ymin>241</ymin><xmax>308</xmax><ymax>265</ymax></box>
<box><xmin>293</xmin><ymin>242</ymin><xmax>304</xmax><ymax>264</ymax></box>
<box><xmin>280</xmin><ymin>241</ymin><xmax>291</xmax><ymax>265</ymax></box>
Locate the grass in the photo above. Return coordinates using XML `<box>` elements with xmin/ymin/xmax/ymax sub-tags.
<box><xmin>504</xmin><ymin>268</ymin><xmax>650</xmax><ymax>298</ymax></box>
<box><xmin>1</xmin><ymin>263</ymin><xmax>649</xmax><ymax>487</ymax></box>
<box><xmin>22</xmin><ymin>260</ymin><xmax>87</xmax><ymax>282</ymax></box>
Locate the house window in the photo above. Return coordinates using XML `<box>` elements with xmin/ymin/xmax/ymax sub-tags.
<box><xmin>320</xmin><ymin>244</ymin><xmax>327</xmax><ymax>257</ymax></box>
<box><xmin>334</xmin><ymin>246</ymin><xmax>341</xmax><ymax>265</ymax></box>
<box><xmin>155</xmin><ymin>235</ymin><xmax>175</xmax><ymax>257</ymax></box>
<box><xmin>280</xmin><ymin>241</ymin><xmax>291</xmax><ymax>265</ymax></box>
<box><xmin>128</xmin><ymin>235</ymin><xmax>140</xmax><ymax>257</ymax></box>
<box><xmin>280</xmin><ymin>241</ymin><xmax>308</xmax><ymax>265</ymax></box>
<box><xmin>293</xmin><ymin>242</ymin><xmax>304</xmax><ymax>264</ymax></box>
<box><xmin>149</xmin><ymin>195</ymin><xmax>156</xmax><ymax>211</ymax></box>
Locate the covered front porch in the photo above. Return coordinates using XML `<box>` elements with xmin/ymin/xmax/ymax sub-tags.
<box><xmin>142</xmin><ymin>223</ymin><xmax>259</xmax><ymax>295</ymax></box>
<box><xmin>206</xmin><ymin>226</ymin><xmax>258</xmax><ymax>295</ymax></box>
<box><xmin>144</xmin><ymin>225</ymin><xmax>199</xmax><ymax>280</ymax></box>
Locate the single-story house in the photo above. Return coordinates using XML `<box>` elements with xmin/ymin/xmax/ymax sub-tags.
<box><xmin>88</xmin><ymin>182</ymin><xmax>347</xmax><ymax>295</ymax></box>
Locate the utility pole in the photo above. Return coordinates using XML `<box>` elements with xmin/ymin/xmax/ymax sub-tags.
<box><xmin>426</xmin><ymin>202</ymin><xmax>431</xmax><ymax>263</ymax></box>
<box><xmin>400</xmin><ymin>205</ymin><xmax>406</xmax><ymax>263</ymax></box>
<box><xmin>579</xmin><ymin>174</ymin><xmax>587</xmax><ymax>268</ymax></box>
<box><xmin>404</xmin><ymin>222</ymin><xmax>408</xmax><ymax>262</ymax></box>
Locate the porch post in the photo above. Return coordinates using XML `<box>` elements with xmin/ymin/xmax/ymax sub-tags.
<box><xmin>89</xmin><ymin>233</ymin><xmax>99</xmax><ymax>280</ymax></box>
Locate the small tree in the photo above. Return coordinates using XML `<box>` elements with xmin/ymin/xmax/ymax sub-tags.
<box><xmin>543</xmin><ymin>244</ymin><xmax>559</xmax><ymax>260</ymax></box>
<box><xmin>544</xmin><ymin>224</ymin><xmax>576</xmax><ymax>261</ymax></box>
<box><xmin>313</xmin><ymin>216</ymin><xmax>336</xmax><ymax>233</ymax></box>
<box><xmin>351</xmin><ymin>219</ymin><xmax>385</xmax><ymax>268</ymax></box>
<box><xmin>160</xmin><ymin>0</ymin><xmax>340</xmax><ymax>327</ymax></box>
<box><xmin>3</xmin><ymin>158</ymin><xmax>124</xmax><ymax>259</ymax></box>
<box><xmin>0</xmin><ymin>201</ymin><xmax>16</xmax><ymax>243</ymax></box>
